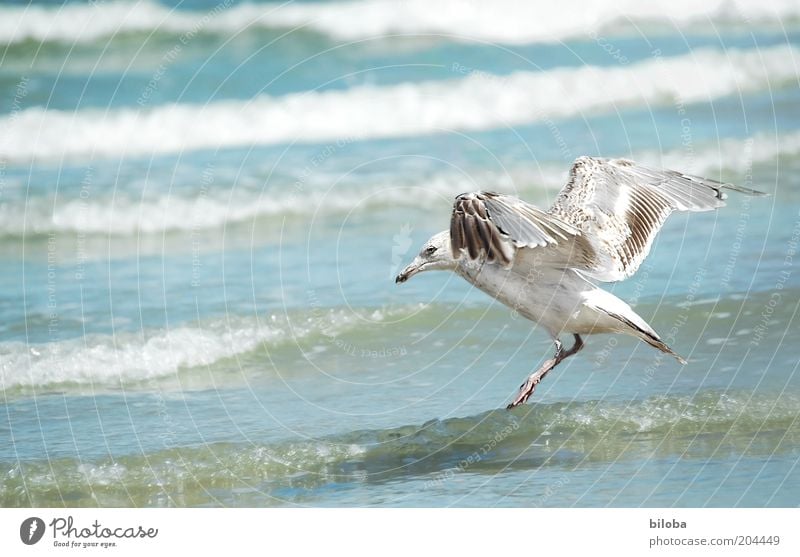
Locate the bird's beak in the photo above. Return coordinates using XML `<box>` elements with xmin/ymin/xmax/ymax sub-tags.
<box><xmin>395</xmin><ymin>260</ymin><xmax>422</xmax><ymax>284</ymax></box>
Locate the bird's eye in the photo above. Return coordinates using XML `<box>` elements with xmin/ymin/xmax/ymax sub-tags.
<box><xmin>424</xmin><ymin>246</ymin><xmax>437</xmax><ymax>255</ymax></box>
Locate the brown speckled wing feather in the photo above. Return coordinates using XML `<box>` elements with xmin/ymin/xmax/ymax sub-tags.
<box><xmin>450</xmin><ymin>192</ymin><xmax>578</xmax><ymax>268</ymax></box>
<box><xmin>548</xmin><ymin>156</ymin><xmax>766</xmax><ymax>281</ymax></box>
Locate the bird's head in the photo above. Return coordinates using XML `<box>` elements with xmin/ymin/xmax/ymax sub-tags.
<box><xmin>395</xmin><ymin>230</ymin><xmax>456</xmax><ymax>284</ymax></box>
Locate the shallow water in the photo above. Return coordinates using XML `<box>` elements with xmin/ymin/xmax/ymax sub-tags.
<box><xmin>1</xmin><ymin>0</ymin><xmax>799</xmax><ymax>507</ymax></box>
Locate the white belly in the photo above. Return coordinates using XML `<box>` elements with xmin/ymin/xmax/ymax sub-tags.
<box><xmin>456</xmin><ymin>256</ymin><xmax>649</xmax><ymax>339</ymax></box>
<box><xmin>456</xmin><ymin>261</ymin><xmax>591</xmax><ymax>337</ymax></box>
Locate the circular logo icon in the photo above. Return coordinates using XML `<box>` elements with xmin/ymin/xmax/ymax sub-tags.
<box><xmin>20</xmin><ymin>517</ymin><xmax>45</xmax><ymax>545</ymax></box>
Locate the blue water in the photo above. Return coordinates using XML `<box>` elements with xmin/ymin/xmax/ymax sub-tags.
<box><xmin>1</xmin><ymin>0</ymin><xmax>799</xmax><ymax>507</ymax></box>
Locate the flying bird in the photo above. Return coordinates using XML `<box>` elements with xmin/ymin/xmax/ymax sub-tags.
<box><xmin>395</xmin><ymin>156</ymin><xmax>765</xmax><ymax>408</ymax></box>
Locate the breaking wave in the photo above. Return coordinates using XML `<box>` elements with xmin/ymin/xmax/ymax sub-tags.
<box><xmin>1</xmin><ymin>45</ymin><xmax>797</xmax><ymax>161</ymax></box>
<box><xmin>1</xmin><ymin>0</ymin><xmax>798</xmax><ymax>45</ymax></box>
<box><xmin>0</xmin><ymin>131</ymin><xmax>793</xmax><ymax>237</ymax></box>
<box><xmin>3</xmin><ymin>390</ymin><xmax>798</xmax><ymax>506</ymax></box>
<box><xmin>0</xmin><ymin>305</ymin><xmax>422</xmax><ymax>391</ymax></box>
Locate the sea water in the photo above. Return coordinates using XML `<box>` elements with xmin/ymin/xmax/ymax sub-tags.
<box><xmin>1</xmin><ymin>0</ymin><xmax>799</xmax><ymax>507</ymax></box>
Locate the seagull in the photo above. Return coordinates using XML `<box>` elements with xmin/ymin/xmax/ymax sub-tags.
<box><xmin>395</xmin><ymin>156</ymin><xmax>765</xmax><ymax>408</ymax></box>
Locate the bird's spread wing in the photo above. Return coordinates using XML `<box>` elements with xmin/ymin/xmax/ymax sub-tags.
<box><xmin>449</xmin><ymin>191</ymin><xmax>580</xmax><ymax>268</ymax></box>
<box><xmin>450</xmin><ymin>157</ymin><xmax>764</xmax><ymax>280</ymax></box>
<box><xmin>548</xmin><ymin>156</ymin><xmax>766</xmax><ymax>281</ymax></box>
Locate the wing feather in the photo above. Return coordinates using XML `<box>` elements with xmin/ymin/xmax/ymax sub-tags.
<box><xmin>548</xmin><ymin>156</ymin><xmax>766</xmax><ymax>281</ymax></box>
<box><xmin>449</xmin><ymin>158</ymin><xmax>764</xmax><ymax>279</ymax></box>
<box><xmin>449</xmin><ymin>192</ymin><xmax>577</xmax><ymax>268</ymax></box>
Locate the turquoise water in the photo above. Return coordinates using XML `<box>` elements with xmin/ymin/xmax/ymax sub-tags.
<box><xmin>1</xmin><ymin>0</ymin><xmax>799</xmax><ymax>507</ymax></box>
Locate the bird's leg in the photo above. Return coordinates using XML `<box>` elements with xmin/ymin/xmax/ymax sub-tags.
<box><xmin>506</xmin><ymin>334</ymin><xmax>584</xmax><ymax>409</ymax></box>
<box><xmin>560</xmin><ymin>333</ymin><xmax>584</xmax><ymax>360</ymax></box>
<box><xmin>506</xmin><ymin>340</ymin><xmax>562</xmax><ymax>409</ymax></box>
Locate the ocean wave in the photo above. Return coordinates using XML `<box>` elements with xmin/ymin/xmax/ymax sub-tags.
<box><xmin>0</xmin><ymin>174</ymin><xmax>477</xmax><ymax>236</ymax></box>
<box><xmin>0</xmin><ymin>131</ymin><xmax>793</xmax><ymax>237</ymax></box>
<box><xmin>642</xmin><ymin>130</ymin><xmax>800</xmax><ymax>175</ymax></box>
<box><xmin>3</xmin><ymin>390</ymin><xmax>798</xmax><ymax>506</ymax></box>
<box><xmin>1</xmin><ymin>0</ymin><xmax>797</xmax><ymax>46</ymax></box>
<box><xmin>0</xmin><ymin>305</ymin><xmax>423</xmax><ymax>391</ymax></box>
<box><xmin>1</xmin><ymin>45</ymin><xmax>797</xmax><ymax>161</ymax></box>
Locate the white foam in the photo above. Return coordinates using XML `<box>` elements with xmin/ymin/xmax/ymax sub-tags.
<box><xmin>268</xmin><ymin>0</ymin><xmax>800</xmax><ymax>43</ymax></box>
<box><xmin>0</xmin><ymin>306</ymin><xmax>417</xmax><ymax>389</ymax></box>
<box><xmin>0</xmin><ymin>173</ymin><xmax>475</xmax><ymax>235</ymax></box>
<box><xmin>0</xmin><ymin>0</ymin><xmax>797</xmax><ymax>45</ymax></box>
<box><xmin>1</xmin><ymin>130</ymin><xmax>794</xmax><ymax>236</ymax></box>
<box><xmin>0</xmin><ymin>319</ymin><xmax>273</xmax><ymax>389</ymax></box>
<box><xmin>639</xmin><ymin>131</ymin><xmax>800</xmax><ymax>177</ymax></box>
<box><xmin>1</xmin><ymin>45</ymin><xmax>797</xmax><ymax>161</ymax></box>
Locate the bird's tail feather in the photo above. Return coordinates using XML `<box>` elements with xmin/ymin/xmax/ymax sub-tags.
<box><xmin>595</xmin><ymin>306</ymin><xmax>688</xmax><ymax>364</ymax></box>
<box><xmin>640</xmin><ymin>334</ymin><xmax>687</xmax><ymax>365</ymax></box>
<box><xmin>719</xmin><ymin>181</ymin><xmax>770</xmax><ymax>198</ymax></box>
